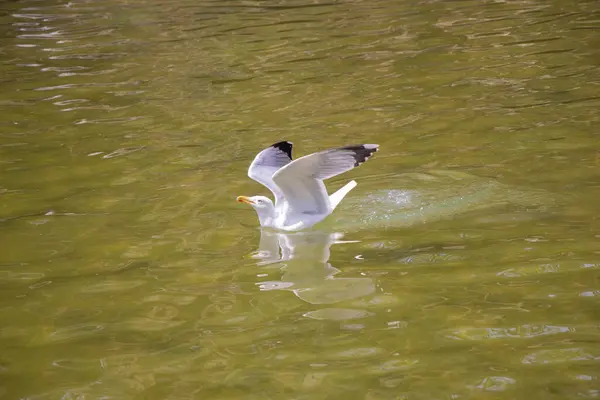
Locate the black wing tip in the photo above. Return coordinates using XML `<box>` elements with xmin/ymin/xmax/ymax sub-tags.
<box><xmin>271</xmin><ymin>141</ymin><xmax>293</xmax><ymax>160</ymax></box>
<box><xmin>341</xmin><ymin>144</ymin><xmax>379</xmax><ymax>167</ymax></box>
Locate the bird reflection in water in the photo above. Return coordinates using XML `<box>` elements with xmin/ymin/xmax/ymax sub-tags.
<box><xmin>251</xmin><ymin>229</ymin><xmax>375</xmax><ymax>305</ymax></box>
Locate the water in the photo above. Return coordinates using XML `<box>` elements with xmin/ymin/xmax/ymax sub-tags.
<box><xmin>1</xmin><ymin>0</ymin><xmax>599</xmax><ymax>398</ymax></box>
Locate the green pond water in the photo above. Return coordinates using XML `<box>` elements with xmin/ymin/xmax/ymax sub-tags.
<box><xmin>1</xmin><ymin>0</ymin><xmax>599</xmax><ymax>398</ymax></box>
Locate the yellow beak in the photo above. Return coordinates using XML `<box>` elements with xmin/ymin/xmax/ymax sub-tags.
<box><xmin>236</xmin><ymin>196</ymin><xmax>255</xmax><ymax>205</ymax></box>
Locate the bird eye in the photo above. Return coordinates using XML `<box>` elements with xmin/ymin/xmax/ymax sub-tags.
<box><xmin>257</xmin><ymin>199</ymin><xmax>263</xmax><ymax>204</ymax></box>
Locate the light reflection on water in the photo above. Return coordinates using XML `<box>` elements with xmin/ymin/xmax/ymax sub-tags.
<box><xmin>253</xmin><ymin>230</ymin><xmax>375</xmax><ymax>304</ymax></box>
<box><xmin>1</xmin><ymin>0</ymin><xmax>600</xmax><ymax>398</ymax></box>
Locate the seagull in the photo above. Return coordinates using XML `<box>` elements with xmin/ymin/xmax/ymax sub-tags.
<box><xmin>236</xmin><ymin>141</ymin><xmax>379</xmax><ymax>231</ymax></box>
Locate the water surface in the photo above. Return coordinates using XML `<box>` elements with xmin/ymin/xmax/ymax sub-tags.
<box><xmin>1</xmin><ymin>0</ymin><xmax>599</xmax><ymax>398</ymax></box>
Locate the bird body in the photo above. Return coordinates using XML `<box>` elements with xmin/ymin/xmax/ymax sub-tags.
<box><xmin>237</xmin><ymin>141</ymin><xmax>379</xmax><ymax>231</ymax></box>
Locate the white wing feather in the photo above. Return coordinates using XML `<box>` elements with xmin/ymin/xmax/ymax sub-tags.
<box><xmin>272</xmin><ymin>144</ymin><xmax>378</xmax><ymax>215</ymax></box>
<box><xmin>247</xmin><ymin>141</ymin><xmax>293</xmax><ymax>204</ymax></box>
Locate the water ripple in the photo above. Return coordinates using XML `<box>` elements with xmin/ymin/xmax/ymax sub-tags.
<box><xmin>1</xmin><ymin>0</ymin><xmax>599</xmax><ymax>398</ymax></box>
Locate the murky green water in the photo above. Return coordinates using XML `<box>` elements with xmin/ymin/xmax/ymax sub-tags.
<box><xmin>1</xmin><ymin>0</ymin><xmax>600</xmax><ymax>398</ymax></box>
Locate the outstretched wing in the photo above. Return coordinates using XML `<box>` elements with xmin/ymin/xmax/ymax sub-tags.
<box><xmin>248</xmin><ymin>141</ymin><xmax>293</xmax><ymax>204</ymax></box>
<box><xmin>272</xmin><ymin>144</ymin><xmax>378</xmax><ymax>215</ymax></box>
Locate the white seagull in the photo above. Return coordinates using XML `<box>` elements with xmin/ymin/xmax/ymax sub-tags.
<box><xmin>236</xmin><ymin>141</ymin><xmax>379</xmax><ymax>231</ymax></box>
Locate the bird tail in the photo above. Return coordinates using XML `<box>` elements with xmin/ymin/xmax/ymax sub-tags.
<box><xmin>330</xmin><ymin>180</ymin><xmax>357</xmax><ymax>210</ymax></box>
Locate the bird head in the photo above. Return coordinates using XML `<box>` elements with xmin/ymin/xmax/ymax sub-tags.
<box><xmin>236</xmin><ymin>195</ymin><xmax>273</xmax><ymax>209</ymax></box>
<box><xmin>236</xmin><ymin>196</ymin><xmax>276</xmax><ymax>227</ymax></box>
